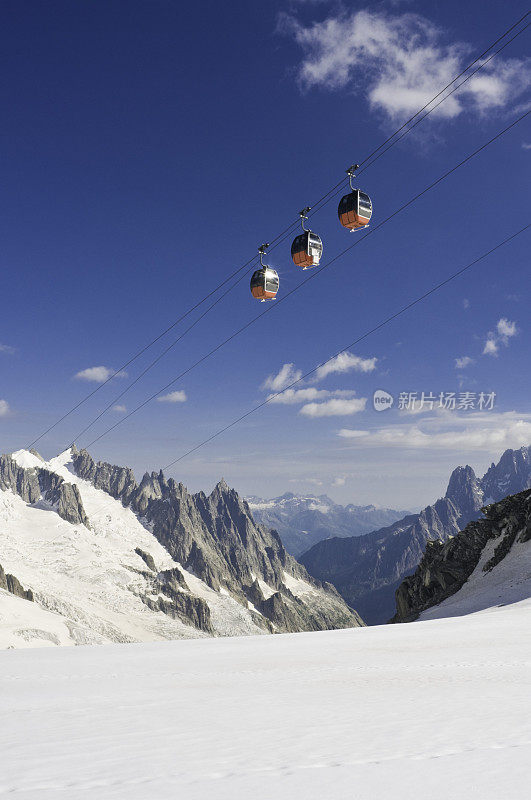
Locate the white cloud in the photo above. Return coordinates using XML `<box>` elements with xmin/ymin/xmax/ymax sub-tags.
<box><xmin>455</xmin><ymin>356</ymin><xmax>474</xmax><ymax>369</ymax></box>
<box><xmin>289</xmin><ymin>477</ymin><xmax>324</xmax><ymax>487</ymax></box>
<box><xmin>332</xmin><ymin>475</ymin><xmax>347</xmax><ymax>487</ymax></box>
<box><xmin>338</xmin><ymin>411</ymin><xmax>531</xmax><ymax>452</ymax></box>
<box><xmin>112</xmin><ymin>405</ymin><xmax>127</xmax><ymax>413</ymax></box>
<box><xmin>74</xmin><ymin>366</ymin><xmax>127</xmax><ymax>383</ymax></box>
<box><xmin>0</xmin><ymin>343</ymin><xmax>15</xmax><ymax>355</ymax></box>
<box><xmin>300</xmin><ymin>396</ymin><xmax>367</xmax><ymax>417</ymax></box>
<box><xmin>522</xmin><ymin>142</ymin><xmax>531</xmax><ymax>150</ymax></box>
<box><xmin>483</xmin><ymin>317</ymin><xmax>518</xmax><ymax>357</ymax></box>
<box><xmin>268</xmin><ymin>388</ymin><xmax>356</xmax><ymax>404</ymax></box>
<box><xmin>483</xmin><ymin>337</ymin><xmax>498</xmax><ymax>356</ymax></box>
<box><xmin>496</xmin><ymin>317</ymin><xmax>518</xmax><ymax>342</ymax></box>
<box><xmin>314</xmin><ymin>352</ymin><xmax>377</xmax><ymax>381</ymax></box>
<box><xmin>157</xmin><ymin>390</ymin><xmax>187</xmax><ymax>403</ymax></box>
<box><xmin>281</xmin><ymin>9</ymin><xmax>531</xmax><ymax>123</ymax></box>
<box><xmin>462</xmin><ymin>298</ymin><xmax>470</xmax><ymax>310</ymax></box>
<box><xmin>0</xmin><ymin>399</ymin><xmax>11</xmax><ymax>417</ymax></box>
<box><xmin>262</xmin><ymin>363</ymin><xmax>303</xmax><ymax>392</ymax></box>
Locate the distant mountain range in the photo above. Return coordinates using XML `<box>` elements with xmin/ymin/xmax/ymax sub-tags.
<box><xmin>246</xmin><ymin>492</ymin><xmax>410</xmax><ymax>556</ymax></box>
<box><xmin>0</xmin><ymin>448</ymin><xmax>362</xmax><ymax>648</ymax></box>
<box><xmin>300</xmin><ymin>446</ymin><xmax>531</xmax><ymax>626</ymax></box>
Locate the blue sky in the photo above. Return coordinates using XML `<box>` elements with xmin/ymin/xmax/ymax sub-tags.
<box><xmin>1</xmin><ymin>0</ymin><xmax>530</xmax><ymax>508</ymax></box>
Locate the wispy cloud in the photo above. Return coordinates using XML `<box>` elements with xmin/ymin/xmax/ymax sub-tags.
<box><xmin>74</xmin><ymin>366</ymin><xmax>127</xmax><ymax>383</ymax></box>
<box><xmin>281</xmin><ymin>9</ymin><xmax>531</xmax><ymax>123</ymax></box>
<box><xmin>262</xmin><ymin>363</ymin><xmax>303</xmax><ymax>392</ymax></box>
<box><xmin>0</xmin><ymin>343</ymin><xmax>15</xmax><ymax>355</ymax></box>
<box><xmin>301</xmin><ymin>396</ymin><xmax>367</xmax><ymax>417</ymax></box>
<box><xmin>112</xmin><ymin>404</ymin><xmax>127</xmax><ymax>413</ymax></box>
<box><xmin>157</xmin><ymin>390</ymin><xmax>187</xmax><ymax>403</ymax></box>
<box><xmin>338</xmin><ymin>411</ymin><xmax>531</xmax><ymax>451</ymax></box>
<box><xmin>455</xmin><ymin>356</ymin><xmax>474</xmax><ymax>369</ymax></box>
<box><xmin>522</xmin><ymin>142</ymin><xmax>531</xmax><ymax>150</ymax></box>
<box><xmin>268</xmin><ymin>388</ymin><xmax>356</xmax><ymax>404</ymax></box>
<box><xmin>0</xmin><ymin>399</ymin><xmax>11</xmax><ymax>417</ymax></box>
<box><xmin>314</xmin><ymin>352</ymin><xmax>377</xmax><ymax>381</ymax></box>
<box><xmin>331</xmin><ymin>475</ymin><xmax>347</xmax><ymax>487</ymax></box>
<box><xmin>483</xmin><ymin>317</ymin><xmax>518</xmax><ymax>357</ymax></box>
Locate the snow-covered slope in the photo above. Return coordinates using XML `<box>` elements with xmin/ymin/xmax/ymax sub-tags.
<box><xmin>421</xmin><ymin>528</ymin><xmax>531</xmax><ymax>620</ymax></box>
<box><xmin>0</xmin><ymin>448</ymin><xmax>360</xmax><ymax>648</ymax></box>
<box><xmin>2</xmin><ymin>600</ymin><xmax>530</xmax><ymax>799</ymax></box>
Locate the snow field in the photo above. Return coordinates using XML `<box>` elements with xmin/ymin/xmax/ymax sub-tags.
<box><xmin>2</xmin><ymin>599</ymin><xmax>530</xmax><ymax>799</ymax></box>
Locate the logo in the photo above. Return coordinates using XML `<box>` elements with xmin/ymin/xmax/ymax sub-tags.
<box><xmin>373</xmin><ymin>389</ymin><xmax>394</xmax><ymax>412</ymax></box>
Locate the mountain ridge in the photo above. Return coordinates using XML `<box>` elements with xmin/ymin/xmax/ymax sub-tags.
<box><xmin>0</xmin><ymin>447</ymin><xmax>362</xmax><ymax>648</ymax></box>
<box><xmin>246</xmin><ymin>491</ymin><xmax>409</xmax><ymax>556</ymax></box>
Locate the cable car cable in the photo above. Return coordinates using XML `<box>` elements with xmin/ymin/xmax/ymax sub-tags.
<box><xmin>68</xmin><ymin>271</ymin><xmax>250</xmax><ymax>445</ymax></box>
<box><xmin>163</xmin><ymin>222</ymin><xmax>530</xmax><ymax>469</ymax></box>
<box><xmin>80</xmin><ymin>110</ymin><xmax>529</xmax><ymax>451</ymax></box>
<box><xmin>355</xmin><ymin>21</ymin><xmax>530</xmax><ymax>177</ymax></box>
<box><xmin>27</xmin><ymin>12</ymin><xmax>529</xmax><ymax>449</ymax></box>
<box><xmin>356</xmin><ymin>10</ymin><xmax>530</xmax><ymax>168</ymax></box>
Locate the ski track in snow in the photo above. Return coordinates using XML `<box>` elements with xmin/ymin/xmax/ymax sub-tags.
<box><xmin>1</xmin><ymin>600</ymin><xmax>530</xmax><ymax>799</ymax></box>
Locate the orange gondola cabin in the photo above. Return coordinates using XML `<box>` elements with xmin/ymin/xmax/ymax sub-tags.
<box><xmin>291</xmin><ymin>231</ymin><xmax>323</xmax><ymax>269</ymax></box>
<box><xmin>250</xmin><ymin>266</ymin><xmax>279</xmax><ymax>301</ymax></box>
<box><xmin>338</xmin><ymin>189</ymin><xmax>373</xmax><ymax>231</ymax></box>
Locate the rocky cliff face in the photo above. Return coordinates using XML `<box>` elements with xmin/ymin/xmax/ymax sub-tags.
<box><xmin>70</xmin><ymin>447</ymin><xmax>363</xmax><ymax>634</ymax></box>
<box><xmin>301</xmin><ymin>446</ymin><xmax>531</xmax><ymax>625</ymax></box>
<box><xmin>392</xmin><ymin>489</ymin><xmax>531</xmax><ymax>622</ymax></box>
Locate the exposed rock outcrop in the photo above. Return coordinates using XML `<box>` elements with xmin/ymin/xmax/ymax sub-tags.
<box><xmin>392</xmin><ymin>489</ymin><xmax>531</xmax><ymax>622</ymax></box>
<box><xmin>0</xmin><ymin>455</ymin><xmax>40</xmax><ymax>504</ymax></box>
<box><xmin>0</xmin><ymin>563</ymin><xmax>34</xmax><ymax>602</ymax></box>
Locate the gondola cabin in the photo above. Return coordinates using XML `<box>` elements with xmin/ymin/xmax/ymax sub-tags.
<box><xmin>291</xmin><ymin>231</ymin><xmax>323</xmax><ymax>269</ymax></box>
<box><xmin>338</xmin><ymin>190</ymin><xmax>372</xmax><ymax>231</ymax></box>
<box><xmin>250</xmin><ymin>267</ymin><xmax>279</xmax><ymax>301</ymax></box>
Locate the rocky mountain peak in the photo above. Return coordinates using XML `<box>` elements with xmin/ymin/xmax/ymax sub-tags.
<box><xmin>445</xmin><ymin>465</ymin><xmax>482</xmax><ymax>519</ymax></box>
<box><xmin>210</xmin><ymin>477</ymin><xmax>232</xmax><ymax>498</ymax></box>
<box><xmin>480</xmin><ymin>446</ymin><xmax>531</xmax><ymax>502</ymax></box>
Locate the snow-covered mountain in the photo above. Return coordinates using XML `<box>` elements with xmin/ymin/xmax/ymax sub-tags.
<box><xmin>393</xmin><ymin>488</ymin><xmax>531</xmax><ymax>622</ymax></box>
<box><xmin>246</xmin><ymin>492</ymin><xmax>409</xmax><ymax>556</ymax></box>
<box><xmin>301</xmin><ymin>446</ymin><xmax>531</xmax><ymax>625</ymax></box>
<box><xmin>0</xmin><ymin>448</ymin><xmax>362</xmax><ymax>649</ymax></box>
